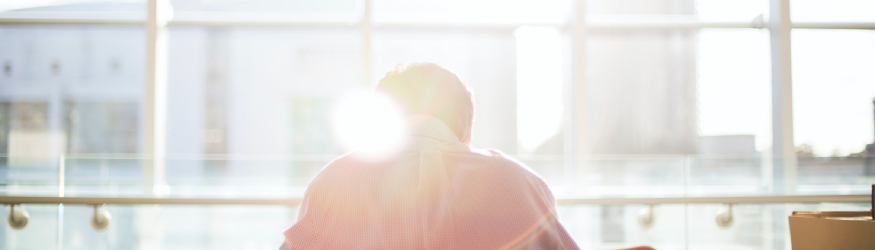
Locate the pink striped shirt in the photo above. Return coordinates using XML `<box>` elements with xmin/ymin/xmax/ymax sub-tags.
<box><xmin>282</xmin><ymin>116</ymin><xmax>579</xmax><ymax>249</ymax></box>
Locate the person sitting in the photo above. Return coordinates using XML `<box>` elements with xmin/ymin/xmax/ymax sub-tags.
<box><xmin>280</xmin><ymin>63</ymin><xmax>653</xmax><ymax>250</ymax></box>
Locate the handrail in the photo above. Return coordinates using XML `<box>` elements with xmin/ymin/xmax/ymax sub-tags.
<box><xmin>0</xmin><ymin>196</ymin><xmax>302</xmax><ymax>205</ymax></box>
<box><xmin>557</xmin><ymin>194</ymin><xmax>870</xmax><ymax>205</ymax></box>
<box><xmin>1</xmin><ymin>194</ymin><xmax>867</xmax><ymax>230</ymax></box>
<box><xmin>1</xmin><ymin>153</ymin><xmax>869</xmax><ymax>161</ymax></box>
<box><xmin>0</xmin><ymin>194</ymin><xmax>867</xmax><ymax>206</ymax></box>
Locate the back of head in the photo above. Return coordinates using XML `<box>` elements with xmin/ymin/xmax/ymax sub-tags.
<box><xmin>376</xmin><ymin>63</ymin><xmax>474</xmax><ymax>142</ymax></box>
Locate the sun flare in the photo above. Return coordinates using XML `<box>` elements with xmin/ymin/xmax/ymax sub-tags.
<box><xmin>332</xmin><ymin>93</ymin><xmax>408</xmax><ymax>158</ymax></box>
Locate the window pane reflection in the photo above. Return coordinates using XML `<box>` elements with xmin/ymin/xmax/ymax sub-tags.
<box><xmin>0</xmin><ymin>25</ymin><xmax>144</xmax><ymax>164</ymax></box>
<box><xmin>792</xmin><ymin>0</ymin><xmax>875</xmax><ymax>22</ymax></box>
<box><xmin>374</xmin><ymin>0</ymin><xmax>571</xmax><ymax>24</ymax></box>
<box><xmin>792</xmin><ymin>29</ymin><xmax>875</xmax><ymax>156</ymax></box>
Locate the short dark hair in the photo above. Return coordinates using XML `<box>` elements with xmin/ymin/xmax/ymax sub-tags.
<box><xmin>376</xmin><ymin>63</ymin><xmax>474</xmax><ymax>141</ymax></box>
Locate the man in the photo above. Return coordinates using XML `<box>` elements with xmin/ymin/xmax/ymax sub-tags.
<box><xmin>281</xmin><ymin>63</ymin><xmax>579</xmax><ymax>249</ymax></box>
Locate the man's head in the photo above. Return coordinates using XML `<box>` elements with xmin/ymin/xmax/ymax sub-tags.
<box><xmin>376</xmin><ymin>63</ymin><xmax>474</xmax><ymax>143</ymax></box>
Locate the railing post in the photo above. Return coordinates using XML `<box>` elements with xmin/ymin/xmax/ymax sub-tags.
<box><xmin>683</xmin><ymin>155</ymin><xmax>691</xmax><ymax>250</ymax></box>
<box><xmin>57</xmin><ymin>154</ymin><xmax>65</xmax><ymax>250</ymax></box>
<box><xmin>58</xmin><ymin>154</ymin><xmax>64</xmax><ymax>197</ymax></box>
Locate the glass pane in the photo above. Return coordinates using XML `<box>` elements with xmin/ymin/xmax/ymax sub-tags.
<box><xmin>0</xmin><ymin>156</ymin><xmax>61</xmax><ymax>196</ymax></box>
<box><xmin>697</xmin><ymin>29</ymin><xmax>772</xmax><ymax>155</ymax></box>
<box><xmin>797</xmin><ymin>157</ymin><xmax>872</xmax><ymax>194</ymax></box>
<box><xmin>588</xmin><ymin>0</ymin><xmax>767</xmax><ymax>21</ymax></box>
<box><xmin>0</xmin><ymin>203</ymin><xmax>297</xmax><ymax>249</ymax></box>
<box><xmin>695</xmin><ymin>30</ymin><xmax>771</xmax><ymax>198</ymax></box>
<box><xmin>0</xmin><ymin>204</ymin><xmax>61</xmax><ymax>249</ymax></box>
<box><xmin>374</xmin><ymin>0</ymin><xmax>571</xmax><ymax>24</ymax></box>
<box><xmin>162</xmin><ymin>157</ymin><xmax>323</xmax><ymax>198</ymax></box>
<box><xmin>0</xmin><ymin>1</ymin><xmax>144</xmax><ymax>13</ymax></box>
<box><xmin>581</xmin><ymin>30</ymin><xmax>699</xmax><ymax>155</ymax></box>
<box><xmin>696</xmin><ymin>0</ymin><xmax>767</xmax><ymax>21</ymax></box>
<box><xmin>792</xmin><ymin>0</ymin><xmax>875</xmax><ymax>22</ymax></box>
<box><xmin>0</xmin><ymin>25</ymin><xmax>146</xmax><ymax>198</ymax></box>
<box><xmin>579</xmin><ymin>29</ymin><xmax>773</xmax><ymax>198</ymax></box>
<box><xmin>62</xmin><ymin>157</ymin><xmax>143</xmax><ymax>196</ymax></box>
<box><xmin>559</xmin><ymin>204</ymin><xmax>687</xmax><ymax>249</ymax></box>
<box><xmin>1</xmin><ymin>0</ymin><xmax>357</xmax><ymax>21</ymax></box>
<box><xmin>583</xmin><ymin>29</ymin><xmax>771</xmax><ymax>154</ymax></box>
<box><xmin>65</xmin><ymin>102</ymin><xmax>139</xmax><ymax>154</ymax></box>
<box><xmin>171</xmin><ymin>0</ymin><xmax>356</xmax><ymax>13</ymax></box>
<box><xmin>164</xmin><ymin>27</ymin><xmax>361</xmax><ymax>198</ymax></box>
<box><xmin>169</xmin><ymin>0</ymin><xmax>359</xmax><ymax>23</ymax></box>
<box><xmin>557</xmin><ymin>202</ymin><xmax>870</xmax><ymax>250</ymax></box>
<box><xmin>568</xmin><ymin>158</ymin><xmax>686</xmax><ymax>197</ymax></box>
<box><xmin>792</xmin><ymin>29</ymin><xmax>875</xmax><ymax>157</ymax></box>
<box><xmin>167</xmin><ymin>26</ymin><xmax>361</xmax><ymax>157</ymax></box>
<box><xmin>588</xmin><ymin>0</ymin><xmax>692</xmax><ymax>15</ymax></box>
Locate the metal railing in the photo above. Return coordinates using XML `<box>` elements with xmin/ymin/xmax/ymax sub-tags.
<box><xmin>0</xmin><ymin>194</ymin><xmax>866</xmax><ymax>206</ymax></box>
<box><xmin>557</xmin><ymin>194</ymin><xmax>870</xmax><ymax>205</ymax></box>
<box><xmin>1</xmin><ymin>194</ymin><xmax>869</xmax><ymax>231</ymax></box>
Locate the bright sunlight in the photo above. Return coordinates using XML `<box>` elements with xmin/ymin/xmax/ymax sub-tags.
<box><xmin>332</xmin><ymin>92</ymin><xmax>408</xmax><ymax>159</ymax></box>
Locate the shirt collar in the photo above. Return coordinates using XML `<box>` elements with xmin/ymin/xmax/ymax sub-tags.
<box><xmin>407</xmin><ymin>115</ymin><xmax>460</xmax><ymax>143</ymax></box>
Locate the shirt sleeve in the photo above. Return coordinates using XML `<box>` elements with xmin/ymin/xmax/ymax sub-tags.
<box><xmin>281</xmin><ymin>178</ymin><xmax>324</xmax><ymax>249</ymax></box>
<box><xmin>513</xmin><ymin>173</ymin><xmax>579</xmax><ymax>250</ymax></box>
<box><xmin>534</xmin><ymin>178</ymin><xmax>580</xmax><ymax>250</ymax></box>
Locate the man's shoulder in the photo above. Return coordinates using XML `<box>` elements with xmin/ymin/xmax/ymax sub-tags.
<box><xmin>306</xmin><ymin>152</ymin><xmax>367</xmax><ymax>186</ymax></box>
<box><xmin>308</xmin><ymin>151</ymin><xmax>413</xmax><ymax>185</ymax></box>
<box><xmin>452</xmin><ymin>148</ymin><xmax>555</xmax><ymax>207</ymax></box>
<box><xmin>453</xmin><ymin>148</ymin><xmax>545</xmax><ymax>180</ymax></box>
<box><xmin>311</xmin><ymin>149</ymin><xmax>545</xmax><ymax>186</ymax></box>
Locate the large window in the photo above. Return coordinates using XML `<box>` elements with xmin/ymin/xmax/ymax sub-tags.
<box><xmin>1</xmin><ymin>0</ymin><xmax>874</xmax><ymax>249</ymax></box>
